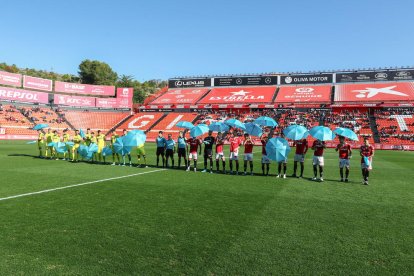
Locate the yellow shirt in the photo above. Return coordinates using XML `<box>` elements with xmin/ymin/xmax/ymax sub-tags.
<box><xmin>111</xmin><ymin>134</ymin><xmax>119</xmax><ymax>144</ymax></box>
<box><xmin>52</xmin><ymin>134</ymin><xmax>60</xmax><ymax>143</ymax></box>
<box><xmin>90</xmin><ymin>135</ymin><xmax>97</xmax><ymax>144</ymax></box>
<box><xmin>63</xmin><ymin>133</ymin><xmax>70</xmax><ymax>142</ymax></box>
<box><xmin>45</xmin><ymin>133</ymin><xmax>53</xmax><ymax>143</ymax></box>
<box><xmin>73</xmin><ymin>135</ymin><xmax>82</xmax><ymax>144</ymax></box>
<box><xmin>38</xmin><ymin>132</ymin><xmax>44</xmax><ymax>143</ymax></box>
<box><xmin>97</xmin><ymin>134</ymin><xmax>105</xmax><ymax>147</ymax></box>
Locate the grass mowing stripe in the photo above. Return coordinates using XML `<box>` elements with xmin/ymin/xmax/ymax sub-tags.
<box><xmin>0</xmin><ymin>169</ymin><xmax>166</xmax><ymax>202</ymax></box>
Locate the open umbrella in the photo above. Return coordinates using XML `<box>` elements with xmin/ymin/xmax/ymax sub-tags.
<box><xmin>54</xmin><ymin>142</ymin><xmax>68</xmax><ymax>154</ymax></box>
<box><xmin>123</xmin><ymin>130</ymin><xmax>146</xmax><ymax>147</ymax></box>
<box><xmin>65</xmin><ymin>141</ymin><xmax>75</xmax><ymax>147</ymax></box>
<box><xmin>244</xmin><ymin>122</ymin><xmax>263</xmax><ymax>137</ymax></box>
<box><xmin>113</xmin><ymin>137</ymin><xmax>132</xmax><ymax>155</ymax></box>
<box><xmin>176</xmin><ymin>121</ymin><xmax>194</xmax><ymax>130</ymax></box>
<box><xmin>254</xmin><ymin>116</ymin><xmax>278</xmax><ymax>127</ymax></box>
<box><xmin>190</xmin><ymin>124</ymin><xmax>209</xmax><ymax>137</ymax></box>
<box><xmin>33</xmin><ymin>124</ymin><xmax>49</xmax><ymax>130</ymax></box>
<box><xmin>283</xmin><ymin>124</ymin><xmax>309</xmax><ymax>140</ymax></box>
<box><xmin>309</xmin><ymin>126</ymin><xmax>335</xmax><ymax>141</ymax></box>
<box><xmin>77</xmin><ymin>145</ymin><xmax>89</xmax><ymax>159</ymax></box>
<box><xmin>208</xmin><ymin>122</ymin><xmax>229</xmax><ymax>132</ymax></box>
<box><xmin>225</xmin><ymin>119</ymin><xmax>246</xmax><ymax>131</ymax></box>
<box><xmin>334</xmin><ymin>127</ymin><xmax>359</xmax><ymax>141</ymax></box>
<box><xmin>79</xmin><ymin>129</ymin><xmax>86</xmax><ymax>139</ymax></box>
<box><xmin>265</xmin><ymin>137</ymin><xmax>291</xmax><ymax>162</ymax></box>
<box><xmin>102</xmin><ymin>146</ymin><xmax>113</xmax><ymax>157</ymax></box>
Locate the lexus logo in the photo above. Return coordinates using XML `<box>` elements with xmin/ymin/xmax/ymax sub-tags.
<box><xmin>175</xmin><ymin>81</ymin><xmax>183</xmax><ymax>87</ymax></box>
<box><xmin>284</xmin><ymin>76</ymin><xmax>293</xmax><ymax>84</ymax></box>
<box><xmin>236</xmin><ymin>78</ymin><xmax>242</xmax><ymax>85</ymax></box>
<box><xmin>264</xmin><ymin>77</ymin><xmax>272</xmax><ymax>84</ymax></box>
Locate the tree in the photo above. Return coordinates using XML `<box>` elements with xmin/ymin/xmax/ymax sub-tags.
<box><xmin>78</xmin><ymin>59</ymin><xmax>118</xmax><ymax>85</ymax></box>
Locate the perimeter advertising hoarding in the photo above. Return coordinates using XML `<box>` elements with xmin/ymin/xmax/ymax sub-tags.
<box><xmin>0</xmin><ymin>71</ymin><xmax>22</xmax><ymax>87</ymax></box>
<box><xmin>213</xmin><ymin>76</ymin><xmax>278</xmax><ymax>86</ymax></box>
<box><xmin>0</xmin><ymin>86</ymin><xmax>49</xmax><ymax>103</ymax></box>
<box><xmin>23</xmin><ymin>75</ymin><xmax>53</xmax><ymax>91</ymax></box>
<box><xmin>280</xmin><ymin>74</ymin><xmax>333</xmax><ymax>85</ymax></box>
<box><xmin>55</xmin><ymin>81</ymin><xmax>115</xmax><ymax>96</ymax></box>
<box><xmin>168</xmin><ymin>78</ymin><xmax>212</xmax><ymax>88</ymax></box>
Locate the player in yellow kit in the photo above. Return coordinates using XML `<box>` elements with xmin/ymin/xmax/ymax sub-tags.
<box><xmin>136</xmin><ymin>143</ymin><xmax>147</xmax><ymax>168</ymax></box>
<box><xmin>71</xmin><ymin>130</ymin><xmax>82</xmax><ymax>162</ymax></box>
<box><xmin>84</xmin><ymin>128</ymin><xmax>92</xmax><ymax>146</ymax></box>
<box><xmin>45</xmin><ymin>128</ymin><xmax>54</xmax><ymax>159</ymax></box>
<box><xmin>90</xmin><ymin>131</ymin><xmax>97</xmax><ymax>162</ymax></box>
<box><xmin>37</xmin><ymin>130</ymin><xmax>45</xmax><ymax>158</ymax></box>
<box><xmin>110</xmin><ymin>132</ymin><xmax>120</xmax><ymax>165</ymax></box>
<box><xmin>52</xmin><ymin>130</ymin><xmax>60</xmax><ymax>160</ymax></box>
<box><xmin>96</xmin><ymin>130</ymin><xmax>105</xmax><ymax>163</ymax></box>
<box><xmin>62</xmin><ymin>129</ymin><xmax>71</xmax><ymax>160</ymax></box>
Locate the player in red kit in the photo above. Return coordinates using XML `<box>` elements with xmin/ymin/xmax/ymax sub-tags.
<box><xmin>215</xmin><ymin>132</ymin><xmax>226</xmax><ymax>173</ymax></box>
<box><xmin>292</xmin><ymin>138</ymin><xmax>308</xmax><ymax>178</ymax></box>
<box><xmin>360</xmin><ymin>137</ymin><xmax>374</xmax><ymax>185</ymax></box>
<box><xmin>228</xmin><ymin>132</ymin><xmax>242</xmax><ymax>175</ymax></box>
<box><xmin>335</xmin><ymin>136</ymin><xmax>352</xmax><ymax>182</ymax></box>
<box><xmin>311</xmin><ymin>139</ymin><xmax>326</xmax><ymax>181</ymax></box>
<box><xmin>186</xmin><ymin>136</ymin><xmax>201</xmax><ymax>172</ymax></box>
<box><xmin>242</xmin><ymin>133</ymin><xmax>254</xmax><ymax>175</ymax></box>
<box><xmin>260</xmin><ymin>134</ymin><xmax>271</xmax><ymax>176</ymax></box>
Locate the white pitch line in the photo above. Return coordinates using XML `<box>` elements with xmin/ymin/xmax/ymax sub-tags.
<box><xmin>0</xmin><ymin>169</ymin><xmax>166</xmax><ymax>202</ymax></box>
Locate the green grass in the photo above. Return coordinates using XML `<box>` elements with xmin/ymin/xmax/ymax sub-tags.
<box><xmin>0</xmin><ymin>140</ymin><xmax>413</xmax><ymax>275</ymax></box>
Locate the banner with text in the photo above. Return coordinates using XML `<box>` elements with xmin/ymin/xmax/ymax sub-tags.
<box><xmin>96</xmin><ymin>98</ymin><xmax>119</xmax><ymax>108</ymax></box>
<box><xmin>0</xmin><ymin>87</ymin><xmax>49</xmax><ymax>103</ymax></box>
<box><xmin>213</xmin><ymin>76</ymin><xmax>278</xmax><ymax>86</ymax></box>
<box><xmin>23</xmin><ymin>75</ymin><xmax>52</xmax><ymax>91</ymax></box>
<box><xmin>116</xmin><ymin>87</ymin><xmax>133</xmax><ymax>108</ymax></box>
<box><xmin>0</xmin><ymin>71</ymin><xmax>22</xmax><ymax>87</ymax></box>
<box><xmin>275</xmin><ymin>85</ymin><xmax>332</xmax><ymax>103</ymax></box>
<box><xmin>280</xmin><ymin>74</ymin><xmax>333</xmax><ymax>85</ymax></box>
<box><xmin>334</xmin><ymin>82</ymin><xmax>414</xmax><ymax>102</ymax></box>
<box><xmin>336</xmin><ymin>69</ymin><xmax>414</xmax><ymax>83</ymax></box>
<box><xmin>55</xmin><ymin>81</ymin><xmax>115</xmax><ymax>96</ymax></box>
<box><xmin>152</xmin><ymin>88</ymin><xmax>210</xmax><ymax>104</ymax></box>
<box><xmin>54</xmin><ymin>94</ymin><xmax>96</xmax><ymax>107</ymax></box>
<box><xmin>168</xmin><ymin>78</ymin><xmax>212</xmax><ymax>88</ymax></box>
<box><xmin>199</xmin><ymin>86</ymin><xmax>277</xmax><ymax>104</ymax></box>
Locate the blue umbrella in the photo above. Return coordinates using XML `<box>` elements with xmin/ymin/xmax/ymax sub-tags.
<box><xmin>254</xmin><ymin>116</ymin><xmax>278</xmax><ymax>127</ymax></box>
<box><xmin>47</xmin><ymin>142</ymin><xmax>55</xmax><ymax>147</ymax></box>
<box><xmin>54</xmin><ymin>142</ymin><xmax>68</xmax><ymax>154</ymax></box>
<box><xmin>208</xmin><ymin>122</ymin><xmax>229</xmax><ymax>132</ymax></box>
<box><xmin>334</xmin><ymin>127</ymin><xmax>359</xmax><ymax>141</ymax></box>
<box><xmin>78</xmin><ymin>145</ymin><xmax>89</xmax><ymax>159</ymax></box>
<box><xmin>26</xmin><ymin>140</ymin><xmax>37</xmax><ymax>144</ymax></box>
<box><xmin>190</xmin><ymin>124</ymin><xmax>209</xmax><ymax>137</ymax></box>
<box><xmin>113</xmin><ymin>137</ymin><xmax>132</xmax><ymax>155</ymax></box>
<box><xmin>65</xmin><ymin>141</ymin><xmax>75</xmax><ymax>147</ymax></box>
<box><xmin>123</xmin><ymin>130</ymin><xmax>146</xmax><ymax>147</ymax></box>
<box><xmin>176</xmin><ymin>121</ymin><xmax>194</xmax><ymax>130</ymax></box>
<box><xmin>244</xmin><ymin>122</ymin><xmax>263</xmax><ymax>137</ymax></box>
<box><xmin>79</xmin><ymin>129</ymin><xmax>86</xmax><ymax>139</ymax></box>
<box><xmin>265</xmin><ymin>137</ymin><xmax>291</xmax><ymax>162</ymax></box>
<box><xmin>283</xmin><ymin>125</ymin><xmax>309</xmax><ymax>140</ymax></box>
<box><xmin>33</xmin><ymin>124</ymin><xmax>49</xmax><ymax>130</ymax></box>
<box><xmin>102</xmin><ymin>146</ymin><xmax>113</xmax><ymax>157</ymax></box>
<box><xmin>309</xmin><ymin>126</ymin><xmax>335</xmax><ymax>141</ymax></box>
<box><xmin>225</xmin><ymin>119</ymin><xmax>246</xmax><ymax>131</ymax></box>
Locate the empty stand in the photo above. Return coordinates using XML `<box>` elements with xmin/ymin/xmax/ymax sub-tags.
<box><xmin>62</xmin><ymin>110</ymin><xmax>130</xmax><ymax>132</ymax></box>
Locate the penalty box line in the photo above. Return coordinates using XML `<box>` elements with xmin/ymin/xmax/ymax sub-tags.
<box><xmin>0</xmin><ymin>169</ymin><xmax>166</xmax><ymax>202</ymax></box>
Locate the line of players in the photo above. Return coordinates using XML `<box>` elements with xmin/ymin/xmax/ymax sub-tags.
<box><xmin>155</xmin><ymin>130</ymin><xmax>374</xmax><ymax>185</ymax></box>
<box><xmin>36</xmin><ymin>128</ymin><xmax>148</xmax><ymax>167</ymax></box>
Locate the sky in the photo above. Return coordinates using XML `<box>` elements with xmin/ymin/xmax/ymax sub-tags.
<box><xmin>0</xmin><ymin>0</ymin><xmax>413</xmax><ymax>81</ymax></box>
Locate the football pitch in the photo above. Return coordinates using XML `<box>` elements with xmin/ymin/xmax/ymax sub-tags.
<box><xmin>0</xmin><ymin>141</ymin><xmax>413</xmax><ymax>275</ymax></box>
